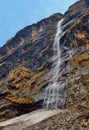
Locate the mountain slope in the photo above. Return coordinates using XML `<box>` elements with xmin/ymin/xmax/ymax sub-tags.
<box><xmin>62</xmin><ymin>0</ymin><xmax>89</xmax><ymax>108</ymax></box>
<box><xmin>0</xmin><ymin>0</ymin><xmax>89</xmax><ymax>123</ymax></box>
<box><xmin>0</xmin><ymin>13</ymin><xmax>63</xmax><ymax>121</ymax></box>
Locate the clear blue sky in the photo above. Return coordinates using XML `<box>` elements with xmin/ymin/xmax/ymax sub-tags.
<box><xmin>0</xmin><ymin>0</ymin><xmax>78</xmax><ymax>46</ymax></box>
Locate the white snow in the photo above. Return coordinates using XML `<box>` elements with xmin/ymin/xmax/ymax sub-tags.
<box><xmin>0</xmin><ymin>109</ymin><xmax>63</xmax><ymax>127</ymax></box>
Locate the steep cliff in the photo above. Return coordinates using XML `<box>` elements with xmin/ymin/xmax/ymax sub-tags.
<box><xmin>0</xmin><ymin>0</ymin><xmax>89</xmax><ymax>123</ymax></box>
<box><xmin>0</xmin><ymin>13</ymin><xmax>62</xmax><ymax>121</ymax></box>
<box><xmin>62</xmin><ymin>0</ymin><xmax>89</xmax><ymax>108</ymax></box>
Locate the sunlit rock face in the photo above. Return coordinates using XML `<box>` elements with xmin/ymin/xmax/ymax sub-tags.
<box><xmin>0</xmin><ymin>13</ymin><xmax>63</xmax><ymax>121</ymax></box>
<box><xmin>0</xmin><ymin>0</ymin><xmax>89</xmax><ymax>122</ymax></box>
<box><xmin>62</xmin><ymin>0</ymin><xmax>89</xmax><ymax>108</ymax></box>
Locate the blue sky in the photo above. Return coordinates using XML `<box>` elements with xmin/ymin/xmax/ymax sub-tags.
<box><xmin>0</xmin><ymin>0</ymin><xmax>78</xmax><ymax>46</ymax></box>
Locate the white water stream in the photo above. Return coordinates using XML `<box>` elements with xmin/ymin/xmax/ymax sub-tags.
<box><xmin>43</xmin><ymin>19</ymin><xmax>66</xmax><ymax>109</ymax></box>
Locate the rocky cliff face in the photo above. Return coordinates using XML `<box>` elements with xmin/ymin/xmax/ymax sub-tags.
<box><xmin>0</xmin><ymin>13</ymin><xmax>62</xmax><ymax>121</ymax></box>
<box><xmin>62</xmin><ymin>0</ymin><xmax>89</xmax><ymax>108</ymax></box>
<box><xmin>0</xmin><ymin>0</ymin><xmax>89</xmax><ymax>122</ymax></box>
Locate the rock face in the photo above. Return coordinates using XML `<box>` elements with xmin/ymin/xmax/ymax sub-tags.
<box><xmin>0</xmin><ymin>0</ymin><xmax>89</xmax><ymax>122</ymax></box>
<box><xmin>0</xmin><ymin>13</ymin><xmax>63</xmax><ymax>121</ymax></box>
<box><xmin>62</xmin><ymin>0</ymin><xmax>89</xmax><ymax>108</ymax></box>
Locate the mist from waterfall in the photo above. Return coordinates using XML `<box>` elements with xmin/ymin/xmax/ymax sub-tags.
<box><xmin>43</xmin><ymin>19</ymin><xmax>66</xmax><ymax>109</ymax></box>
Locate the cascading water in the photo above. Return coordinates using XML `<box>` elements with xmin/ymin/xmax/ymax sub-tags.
<box><xmin>50</xmin><ymin>19</ymin><xmax>64</xmax><ymax>83</ymax></box>
<box><xmin>43</xmin><ymin>19</ymin><xmax>66</xmax><ymax>109</ymax></box>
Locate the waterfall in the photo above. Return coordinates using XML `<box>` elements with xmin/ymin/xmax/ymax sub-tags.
<box><xmin>50</xmin><ymin>19</ymin><xmax>64</xmax><ymax>83</ymax></box>
<box><xmin>43</xmin><ymin>19</ymin><xmax>66</xmax><ymax>109</ymax></box>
